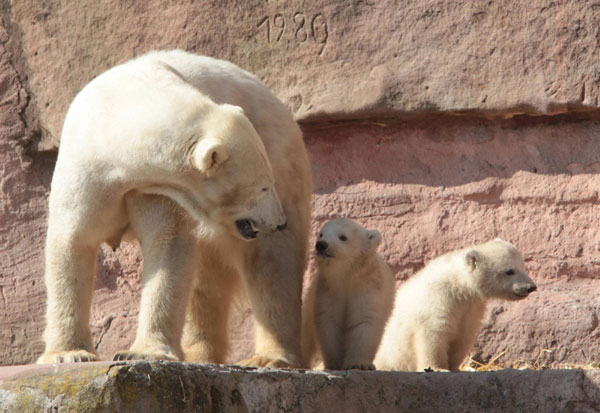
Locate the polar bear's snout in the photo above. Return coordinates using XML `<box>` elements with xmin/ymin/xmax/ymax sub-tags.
<box><xmin>511</xmin><ymin>272</ymin><xmax>537</xmax><ymax>299</ymax></box>
<box><xmin>512</xmin><ymin>281</ymin><xmax>537</xmax><ymax>298</ymax></box>
<box><xmin>315</xmin><ymin>240</ymin><xmax>335</xmax><ymax>258</ymax></box>
<box><xmin>236</xmin><ymin>188</ymin><xmax>287</xmax><ymax>240</ymax></box>
<box><xmin>315</xmin><ymin>240</ymin><xmax>328</xmax><ymax>253</ymax></box>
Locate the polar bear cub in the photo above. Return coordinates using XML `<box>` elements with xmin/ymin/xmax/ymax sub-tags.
<box><xmin>375</xmin><ymin>238</ymin><xmax>537</xmax><ymax>372</ymax></box>
<box><xmin>302</xmin><ymin>218</ymin><xmax>396</xmax><ymax>370</ymax></box>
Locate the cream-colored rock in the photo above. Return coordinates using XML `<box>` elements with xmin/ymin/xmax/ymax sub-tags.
<box><xmin>302</xmin><ymin>218</ymin><xmax>395</xmax><ymax>370</ymax></box>
<box><xmin>375</xmin><ymin>238</ymin><xmax>537</xmax><ymax>372</ymax></box>
<box><xmin>38</xmin><ymin>50</ymin><xmax>311</xmax><ymax>367</ymax></box>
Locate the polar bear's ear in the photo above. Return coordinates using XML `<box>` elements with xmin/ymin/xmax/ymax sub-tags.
<box><xmin>465</xmin><ymin>249</ymin><xmax>481</xmax><ymax>271</ymax></box>
<box><xmin>222</xmin><ymin>104</ymin><xmax>245</xmax><ymax>114</ymax></box>
<box><xmin>193</xmin><ymin>138</ymin><xmax>229</xmax><ymax>174</ymax></box>
<box><xmin>367</xmin><ymin>229</ymin><xmax>382</xmax><ymax>250</ymax></box>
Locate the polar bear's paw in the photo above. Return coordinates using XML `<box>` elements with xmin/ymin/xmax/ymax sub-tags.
<box><xmin>37</xmin><ymin>350</ymin><xmax>99</xmax><ymax>364</ymax></box>
<box><xmin>343</xmin><ymin>363</ymin><xmax>375</xmax><ymax>371</ymax></box>
<box><xmin>236</xmin><ymin>354</ymin><xmax>296</xmax><ymax>369</ymax></box>
<box><xmin>112</xmin><ymin>350</ymin><xmax>179</xmax><ymax>362</ymax></box>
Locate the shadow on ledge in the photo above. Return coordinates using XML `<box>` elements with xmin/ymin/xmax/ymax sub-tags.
<box><xmin>1</xmin><ymin>361</ymin><xmax>599</xmax><ymax>412</ymax></box>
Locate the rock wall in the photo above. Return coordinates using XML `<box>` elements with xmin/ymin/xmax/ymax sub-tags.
<box><xmin>0</xmin><ymin>0</ymin><xmax>599</xmax><ymax>367</ymax></box>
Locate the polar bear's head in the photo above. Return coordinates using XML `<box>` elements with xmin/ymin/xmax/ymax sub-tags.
<box><xmin>188</xmin><ymin>104</ymin><xmax>286</xmax><ymax>241</ymax></box>
<box><xmin>314</xmin><ymin>218</ymin><xmax>381</xmax><ymax>266</ymax></box>
<box><xmin>464</xmin><ymin>238</ymin><xmax>537</xmax><ymax>300</ymax></box>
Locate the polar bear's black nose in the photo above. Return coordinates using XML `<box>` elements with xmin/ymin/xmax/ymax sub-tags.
<box><xmin>316</xmin><ymin>240</ymin><xmax>328</xmax><ymax>252</ymax></box>
<box><xmin>527</xmin><ymin>284</ymin><xmax>537</xmax><ymax>293</ymax></box>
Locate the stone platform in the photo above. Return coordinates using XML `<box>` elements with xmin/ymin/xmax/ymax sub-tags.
<box><xmin>1</xmin><ymin>361</ymin><xmax>599</xmax><ymax>412</ymax></box>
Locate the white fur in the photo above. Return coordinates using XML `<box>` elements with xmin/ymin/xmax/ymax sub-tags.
<box><xmin>302</xmin><ymin>218</ymin><xmax>396</xmax><ymax>370</ymax></box>
<box><xmin>38</xmin><ymin>50</ymin><xmax>312</xmax><ymax>367</ymax></box>
<box><xmin>375</xmin><ymin>238</ymin><xmax>537</xmax><ymax>372</ymax></box>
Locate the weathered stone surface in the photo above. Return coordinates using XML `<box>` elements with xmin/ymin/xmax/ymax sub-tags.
<box><xmin>0</xmin><ymin>12</ymin><xmax>48</xmax><ymax>365</ymax></box>
<box><xmin>2</xmin><ymin>361</ymin><xmax>600</xmax><ymax>412</ymax></box>
<box><xmin>6</xmin><ymin>0</ymin><xmax>600</xmax><ymax>149</ymax></box>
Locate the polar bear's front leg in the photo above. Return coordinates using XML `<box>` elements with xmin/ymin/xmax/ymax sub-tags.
<box><xmin>415</xmin><ymin>329</ymin><xmax>452</xmax><ymax>372</ymax></box>
<box><xmin>37</xmin><ymin>232</ymin><xmax>100</xmax><ymax>364</ymax></box>
<box><xmin>114</xmin><ymin>194</ymin><xmax>197</xmax><ymax>361</ymax></box>
<box><xmin>314</xmin><ymin>312</ymin><xmax>344</xmax><ymax>370</ymax></box>
<box><xmin>182</xmin><ymin>254</ymin><xmax>239</xmax><ymax>364</ymax></box>
<box><xmin>237</xmin><ymin>232</ymin><xmax>305</xmax><ymax>368</ymax></box>
<box><xmin>342</xmin><ymin>320</ymin><xmax>381</xmax><ymax>371</ymax></box>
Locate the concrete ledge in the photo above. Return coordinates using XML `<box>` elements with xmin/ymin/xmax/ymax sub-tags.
<box><xmin>1</xmin><ymin>361</ymin><xmax>599</xmax><ymax>412</ymax></box>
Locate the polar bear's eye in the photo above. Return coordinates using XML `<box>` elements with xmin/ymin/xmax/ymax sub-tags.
<box><xmin>505</xmin><ymin>269</ymin><xmax>515</xmax><ymax>276</ymax></box>
<box><xmin>339</xmin><ymin>235</ymin><xmax>347</xmax><ymax>242</ymax></box>
<box><xmin>261</xmin><ymin>187</ymin><xmax>268</xmax><ymax>192</ymax></box>
<box><xmin>319</xmin><ymin>233</ymin><xmax>323</xmax><ymax>238</ymax></box>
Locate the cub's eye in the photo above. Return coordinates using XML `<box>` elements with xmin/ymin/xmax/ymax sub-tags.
<box><xmin>339</xmin><ymin>235</ymin><xmax>347</xmax><ymax>241</ymax></box>
<box><xmin>261</xmin><ymin>187</ymin><xmax>268</xmax><ymax>192</ymax></box>
<box><xmin>319</xmin><ymin>233</ymin><xmax>323</xmax><ymax>238</ymax></box>
<box><xmin>505</xmin><ymin>269</ymin><xmax>515</xmax><ymax>276</ymax></box>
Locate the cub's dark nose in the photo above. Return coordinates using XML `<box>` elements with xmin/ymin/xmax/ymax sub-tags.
<box><xmin>277</xmin><ymin>222</ymin><xmax>287</xmax><ymax>231</ymax></box>
<box><xmin>315</xmin><ymin>240</ymin><xmax>328</xmax><ymax>252</ymax></box>
<box><xmin>527</xmin><ymin>285</ymin><xmax>537</xmax><ymax>293</ymax></box>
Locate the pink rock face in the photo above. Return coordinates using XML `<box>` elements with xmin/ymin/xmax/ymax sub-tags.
<box><xmin>0</xmin><ymin>33</ymin><xmax>49</xmax><ymax>365</ymax></box>
<box><xmin>1</xmin><ymin>1</ymin><xmax>600</xmax><ymax>368</ymax></box>
<box><xmin>8</xmin><ymin>0</ymin><xmax>600</xmax><ymax>149</ymax></box>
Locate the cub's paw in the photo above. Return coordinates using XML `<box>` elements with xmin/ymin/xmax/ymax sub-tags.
<box><xmin>423</xmin><ymin>367</ymin><xmax>450</xmax><ymax>372</ymax></box>
<box><xmin>37</xmin><ymin>350</ymin><xmax>99</xmax><ymax>364</ymax></box>
<box><xmin>113</xmin><ymin>350</ymin><xmax>179</xmax><ymax>362</ymax></box>
<box><xmin>344</xmin><ymin>363</ymin><xmax>375</xmax><ymax>371</ymax></box>
<box><xmin>236</xmin><ymin>354</ymin><xmax>296</xmax><ymax>369</ymax></box>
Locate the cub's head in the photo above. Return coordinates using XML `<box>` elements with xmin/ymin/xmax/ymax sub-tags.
<box><xmin>464</xmin><ymin>238</ymin><xmax>537</xmax><ymax>300</ymax></box>
<box><xmin>314</xmin><ymin>218</ymin><xmax>381</xmax><ymax>266</ymax></box>
<box><xmin>190</xmin><ymin>104</ymin><xmax>286</xmax><ymax>241</ymax></box>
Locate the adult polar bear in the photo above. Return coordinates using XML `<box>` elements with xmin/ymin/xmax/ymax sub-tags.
<box><xmin>37</xmin><ymin>50</ymin><xmax>312</xmax><ymax>368</ymax></box>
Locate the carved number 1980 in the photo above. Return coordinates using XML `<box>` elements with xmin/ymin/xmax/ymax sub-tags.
<box><xmin>257</xmin><ymin>12</ymin><xmax>328</xmax><ymax>55</ymax></box>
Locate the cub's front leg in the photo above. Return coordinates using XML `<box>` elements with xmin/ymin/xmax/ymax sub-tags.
<box><xmin>342</xmin><ymin>320</ymin><xmax>381</xmax><ymax>371</ymax></box>
<box><xmin>414</xmin><ymin>328</ymin><xmax>452</xmax><ymax>372</ymax></box>
<box><xmin>314</xmin><ymin>290</ymin><xmax>344</xmax><ymax>370</ymax></box>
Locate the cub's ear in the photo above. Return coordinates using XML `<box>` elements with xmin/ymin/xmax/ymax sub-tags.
<box><xmin>465</xmin><ymin>249</ymin><xmax>481</xmax><ymax>271</ymax></box>
<box><xmin>367</xmin><ymin>229</ymin><xmax>382</xmax><ymax>250</ymax></box>
<box><xmin>192</xmin><ymin>138</ymin><xmax>229</xmax><ymax>174</ymax></box>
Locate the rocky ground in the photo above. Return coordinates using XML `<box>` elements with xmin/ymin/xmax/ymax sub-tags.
<box><xmin>2</xmin><ymin>361</ymin><xmax>600</xmax><ymax>412</ymax></box>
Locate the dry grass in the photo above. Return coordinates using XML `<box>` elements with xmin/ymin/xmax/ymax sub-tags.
<box><xmin>460</xmin><ymin>349</ymin><xmax>600</xmax><ymax>372</ymax></box>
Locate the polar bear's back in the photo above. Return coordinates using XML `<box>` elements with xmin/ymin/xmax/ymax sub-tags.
<box><xmin>59</xmin><ymin>52</ymin><xmax>213</xmax><ymax>162</ymax></box>
<box><xmin>59</xmin><ymin>50</ymin><xmax>305</xmax><ymax>176</ymax></box>
<box><xmin>143</xmin><ymin>50</ymin><xmax>299</xmax><ymax>143</ymax></box>
<box><xmin>138</xmin><ymin>51</ymin><xmax>306</xmax><ymax>190</ymax></box>
<box><xmin>63</xmin><ymin>50</ymin><xmax>298</xmax><ymax>145</ymax></box>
